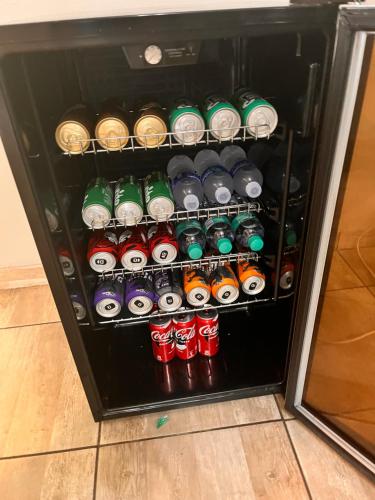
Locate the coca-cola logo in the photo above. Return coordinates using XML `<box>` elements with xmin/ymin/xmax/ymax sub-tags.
<box><xmin>199</xmin><ymin>324</ymin><xmax>218</xmax><ymax>338</ymax></box>
<box><xmin>151</xmin><ymin>330</ymin><xmax>173</xmax><ymax>344</ymax></box>
<box><xmin>174</xmin><ymin>327</ymin><xmax>195</xmax><ymax>342</ymax></box>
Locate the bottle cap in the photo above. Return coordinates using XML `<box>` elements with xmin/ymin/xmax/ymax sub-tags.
<box><xmin>215</xmin><ymin>186</ymin><xmax>231</xmax><ymax>204</ymax></box>
<box><xmin>286</xmin><ymin>229</ymin><xmax>297</xmax><ymax>246</ymax></box>
<box><xmin>218</xmin><ymin>238</ymin><xmax>232</xmax><ymax>254</ymax></box>
<box><xmin>184</xmin><ymin>194</ymin><xmax>200</xmax><ymax>211</ymax></box>
<box><xmin>248</xmin><ymin>235</ymin><xmax>264</xmax><ymax>252</ymax></box>
<box><xmin>188</xmin><ymin>243</ymin><xmax>203</xmax><ymax>260</ymax></box>
<box><xmin>245</xmin><ymin>181</ymin><xmax>262</xmax><ymax>199</ymax></box>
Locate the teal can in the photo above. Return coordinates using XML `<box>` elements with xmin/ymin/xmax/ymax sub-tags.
<box><xmin>169</xmin><ymin>98</ymin><xmax>205</xmax><ymax>145</ymax></box>
<box><xmin>235</xmin><ymin>89</ymin><xmax>278</xmax><ymax>138</ymax></box>
<box><xmin>202</xmin><ymin>95</ymin><xmax>241</xmax><ymax>141</ymax></box>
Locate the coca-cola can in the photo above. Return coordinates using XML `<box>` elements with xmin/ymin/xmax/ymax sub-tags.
<box><xmin>149</xmin><ymin>314</ymin><xmax>175</xmax><ymax>363</ymax></box>
<box><xmin>174</xmin><ymin>312</ymin><xmax>197</xmax><ymax>360</ymax></box>
<box><xmin>196</xmin><ymin>308</ymin><xmax>219</xmax><ymax>357</ymax></box>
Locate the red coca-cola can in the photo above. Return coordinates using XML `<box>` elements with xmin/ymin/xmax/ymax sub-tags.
<box><xmin>149</xmin><ymin>314</ymin><xmax>175</xmax><ymax>363</ymax></box>
<box><xmin>148</xmin><ymin>222</ymin><xmax>178</xmax><ymax>264</ymax></box>
<box><xmin>174</xmin><ymin>312</ymin><xmax>197</xmax><ymax>360</ymax></box>
<box><xmin>118</xmin><ymin>226</ymin><xmax>150</xmax><ymax>271</ymax></box>
<box><xmin>87</xmin><ymin>230</ymin><xmax>118</xmax><ymax>273</ymax></box>
<box><xmin>196</xmin><ymin>308</ymin><xmax>219</xmax><ymax>357</ymax></box>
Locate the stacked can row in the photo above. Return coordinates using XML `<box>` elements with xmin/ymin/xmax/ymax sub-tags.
<box><xmin>55</xmin><ymin>90</ymin><xmax>278</xmax><ymax>154</ymax></box>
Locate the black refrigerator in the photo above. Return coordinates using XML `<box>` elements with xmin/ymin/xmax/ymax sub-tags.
<box><xmin>0</xmin><ymin>2</ymin><xmax>374</xmax><ymax>476</ymax></box>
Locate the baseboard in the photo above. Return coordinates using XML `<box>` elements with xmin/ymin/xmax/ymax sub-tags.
<box><xmin>0</xmin><ymin>265</ymin><xmax>47</xmax><ymax>290</ymax></box>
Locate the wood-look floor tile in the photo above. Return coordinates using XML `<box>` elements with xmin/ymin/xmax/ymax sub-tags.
<box><xmin>0</xmin><ymin>449</ymin><xmax>95</xmax><ymax>500</ymax></box>
<box><xmin>0</xmin><ymin>323</ymin><xmax>98</xmax><ymax>457</ymax></box>
<box><xmin>100</xmin><ymin>395</ymin><xmax>280</xmax><ymax>445</ymax></box>
<box><xmin>0</xmin><ymin>265</ymin><xmax>47</xmax><ymax>290</ymax></box>
<box><xmin>326</xmin><ymin>251</ymin><xmax>363</xmax><ymax>291</ymax></box>
<box><xmin>0</xmin><ymin>285</ymin><xmax>59</xmax><ymax>328</ymax></box>
<box><xmin>96</xmin><ymin>422</ymin><xmax>308</xmax><ymax>500</ymax></box>
<box><xmin>274</xmin><ymin>394</ymin><xmax>295</xmax><ymax>420</ymax></box>
<box><xmin>287</xmin><ymin>420</ymin><xmax>375</xmax><ymax>499</ymax></box>
<box><xmin>339</xmin><ymin>247</ymin><xmax>375</xmax><ymax>287</ymax></box>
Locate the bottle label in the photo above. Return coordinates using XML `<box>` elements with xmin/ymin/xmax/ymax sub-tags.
<box><xmin>172</xmin><ymin>171</ymin><xmax>201</xmax><ymax>189</ymax></box>
<box><xmin>175</xmin><ymin>219</ymin><xmax>202</xmax><ymax>239</ymax></box>
<box><xmin>201</xmin><ymin>165</ymin><xmax>227</xmax><ymax>184</ymax></box>
<box><xmin>229</xmin><ymin>159</ymin><xmax>249</xmax><ymax>177</ymax></box>
<box><xmin>231</xmin><ymin>212</ymin><xmax>256</xmax><ymax>233</ymax></box>
<box><xmin>204</xmin><ymin>216</ymin><xmax>231</xmax><ymax>234</ymax></box>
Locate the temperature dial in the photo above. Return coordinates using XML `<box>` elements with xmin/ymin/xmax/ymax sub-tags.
<box><xmin>144</xmin><ymin>45</ymin><xmax>162</xmax><ymax>65</ymax></box>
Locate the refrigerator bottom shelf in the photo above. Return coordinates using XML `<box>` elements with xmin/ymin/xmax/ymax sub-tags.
<box><xmin>82</xmin><ymin>299</ymin><xmax>292</xmax><ymax>418</ymax></box>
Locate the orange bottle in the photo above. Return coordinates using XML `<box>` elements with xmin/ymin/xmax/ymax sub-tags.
<box><xmin>210</xmin><ymin>262</ymin><xmax>239</xmax><ymax>304</ymax></box>
<box><xmin>237</xmin><ymin>260</ymin><xmax>266</xmax><ymax>295</ymax></box>
<box><xmin>183</xmin><ymin>268</ymin><xmax>211</xmax><ymax>306</ymax></box>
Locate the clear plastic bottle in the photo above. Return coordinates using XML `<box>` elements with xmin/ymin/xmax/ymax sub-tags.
<box><xmin>204</xmin><ymin>216</ymin><xmax>234</xmax><ymax>254</ymax></box>
<box><xmin>220</xmin><ymin>145</ymin><xmax>263</xmax><ymax>199</ymax></box>
<box><xmin>167</xmin><ymin>155</ymin><xmax>203</xmax><ymax>211</ymax></box>
<box><xmin>231</xmin><ymin>212</ymin><xmax>264</xmax><ymax>252</ymax></box>
<box><xmin>194</xmin><ymin>149</ymin><xmax>234</xmax><ymax>205</ymax></box>
<box><xmin>176</xmin><ymin>220</ymin><xmax>206</xmax><ymax>260</ymax></box>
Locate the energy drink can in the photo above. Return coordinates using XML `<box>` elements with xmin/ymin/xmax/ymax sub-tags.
<box><xmin>183</xmin><ymin>268</ymin><xmax>211</xmax><ymax>307</ymax></box>
<box><xmin>114</xmin><ymin>176</ymin><xmax>143</xmax><ymax>226</ymax></box>
<box><xmin>148</xmin><ymin>222</ymin><xmax>178</xmax><ymax>264</ymax></box>
<box><xmin>125</xmin><ymin>274</ymin><xmax>155</xmax><ymax>315</ymax></box>
<box><xmin>95</xmin><ymin>99</ymin><xmax>130</xmax><ymax>151</ymax></box>
<box><xmin>82</xmin><ymin>178</ymin><xmax>113</xmax><ymax>229</ymax></box>
<box><xmin>58</xmin><ymin>246</ymin><xmax>75</xmax><ymax>277</ymax></box>
<box><xmin>169</xmin><ymin>98</ymin><xmax>205</xmax><ymax>145</ymax></box>
<box><xmin>210</xmin><ymin>262</ymin><xmax>239</xmax><ymax>304</ymax></box>
<box><xmin>94</xmin><ymin>277</ymin><xmax>124</xmax><ymax>318</ymax></box>
<box><xmin>174</xmin><ymin>312</ymin><xmax>198</xmax><ymax>360</ymax></box>
<box><xmin>203</xmin><ymin>95</ymin><xmax>241</xmax><ymax>141</ymax></box>
<box><xmin>55</xmin><ymin>104</ymin><xmax>93</xmax><ymax>154</ymax></box>
<box><xmin>70</xmin><ymin>291</ymin><xmax>87</xmax><ymax>321</ymax></box>
<box><xmin>237</xmin><ymin>259</ymin><xmax>266</xmax><ymax>295</ymax></box>
<box><xmin>196</xmin><ymin>308</ymin><xmax>219</xmax><ymax>357</ymax></box>
<box><xmin>273</xmin><ymin>257</ymin><xmax>295</xmax><ymax>290</ymax></box>
<box><xmin>118</xmin><ymin>226</ymin><xmax>149</xmax><ymax>271</ymax></box>
<box><xmin>154</xmin><ymin>269</ymin><xmax>183</xmax><ymax>312</ymax></box>
<box><xmin>87</xmin><ymin>230</ymin><xmax>118</xmax><ymax>273</ymax></box>
<box><xmin>134</xmin><ymin>102</ymin><xmax>167</xmax><ymax>148</ymax></box>
<box><xmin>149</xmin><ymin>314</ymin><xmax>175</xmax><ymax>363</ymax></box>
<box><xmin>235</xmin><ymin>89</ymin><xmax>278</xmax><ymax>138</ymax></box>
<box><xmin>144</xmin><ymin>171</ymin><xmax>174</xmax><ymax>221</ymax></box>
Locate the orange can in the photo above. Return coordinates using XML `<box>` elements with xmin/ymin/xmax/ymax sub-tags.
<box><xmin>210</xmin><ymin>262</ymin><xmax>239</xmax><ymax>304</ymax></box>
<box><xmin>237</xmin><ymin>260</ymin><xmax>266</xmax><ymax>295</ymax></box>
<box><xmin>183</xmin><ymin>268</ymin><xmax>211</xmax><ymax>307</ymax></box>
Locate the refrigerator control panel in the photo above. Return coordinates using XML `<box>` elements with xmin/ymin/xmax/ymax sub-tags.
<box><xmin>123</xmin><ymin>41</ymin><xmax>201</xmax><ymax>68</ymax></box>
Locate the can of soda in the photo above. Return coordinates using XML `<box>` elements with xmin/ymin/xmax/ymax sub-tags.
<box><xmin>203</xmin><ymin>95</ymin><xmax>241</xmax><ymax>141</ymax></box>
<box><xmin>134</xmin><ymin>102</ymin><xmax>167</xmax><ymax>148</ymax></box>
<box><xmin>237</xmin><ymin>259</ymin><xmax>266</xmax><ymax>295</ymax></box>
<box><xmin>144</xmin><ymin>171</ymin><xmax>174</xmax><ymax>221</ymax></box>
<box><xmin>82</xmin><ymin>178</ymin><xmax>113</xmax><ymax>229</ymax></box>
<box><xmin>210</xmin><ymin>263</ymin><xmax>239</xmax><ymax>304</ymax></box>
<box><xmin>196</xmin><ymin>308</ymin><xmax>219</xmax><ymax>357</ymax></box>
<box><xmin>43</xmin><ymin>191</ymin><xmax>71</xmax><ymax>233</ymax></box>
<box><xmin>148</xmin><ymin>222</ymin><xmax>178</xmax><ymax>264</ymax></box>
<box><xmin>183</xmin><ymin>268</ymin><xmax>211</xmax><ymax>307</ymax></box>
<box><xmin>273</xmin><ymin>257</ymin><xmax>295</xmax><ymax>290</ymax></box>
<box><xmin>94</xmin><ymin>277</ymin><xmax>124</xmax><ymax>318</ymax></box>
<box><xmin>58</xmin><ymin>246</ymin><xmax>75</xmax><ymax>277</ymax></box>
<box><xmin>154</xmin><ymin>269</ymin><xmax>183</xmax><ymax>312</ymax></box>
<box><xmin>55</xmin><ymin>104</ymin><xmax>93</xmax><ymax>154</ymax></box>
<box><xmin>87</xmin><ymin>230</ymin><xmax>118</xmax><ymax>273</ymax></box>
<box><xmin>149</xmin><ymin>314</ymin><xmax>175</xmax><ymax>363</ymax></box>
<box><xmin>118</xmin><ymin>226</ymin><xmax>149</xmax><ymax>271</ymax></box>
<box><xmin>174</xmin><ymin>312</ymin><xmax>198</xmax><ymax>360</ymax></box>
<box><xmin>70</xmin><ymin>291</ymin><xmax>87</xmax><ymax>321</ymax></box>
<box><xmin>95</xmin><ymin>99</ymin><xmax>130</xmax><ymax>151</ymax></box>
<box><xmin>114</xmin><ymin>176</ymin><xmax>143</xmax><ymax>226</ymax></box>
<box><xmin>125</xmin><ymin>274</ymin><xmax>155</xmax><ymax>315</ymax></box>
<box><xmin>169</xmin><ymin>98</ymin><xmax>205</xmax><ymax>145</ymax></box>
<box><xmin>235</xmin><ymin>89</ymin><xmax>278</xmax><ymax>138</ymax></box>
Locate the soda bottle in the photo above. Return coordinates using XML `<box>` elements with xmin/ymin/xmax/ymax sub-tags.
<box><xmin>176</xmin><ymin>220</ymin><xmax>206</xmax><ymax>260</ymax></box>
<box><xmin>204</xmin><ymin>216</ymin><xmax>234</xmax><ymax>254</ymax></box>
<box><xmin>167</xmin><ymin>155</ymin><xmax>203</xmax><ymax>211</ymax></box>
<box><xmin>220</xmin><ymin>145</ymin><xmax>263</xmax><ymax>199</ymax></box>
<box><xmin>231</xmin><ymin>213</ymin><xmax>264</xmax><ymax>252</ymax></box>
<box><xmin>194</xmin><ymin>149</ymin><xmax>234</xmax><ymax>205</ymax></box>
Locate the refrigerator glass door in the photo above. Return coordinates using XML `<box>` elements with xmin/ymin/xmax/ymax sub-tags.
<box><xmin>286</xmin><ymin>5</ymin><xmax>375</xmax><ymax>474</ymax></box>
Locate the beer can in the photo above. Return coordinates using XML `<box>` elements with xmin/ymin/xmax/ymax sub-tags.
<box><xmin>125</xmin><ymin>274</ymin><xmax>155</xmax><ymax>315</ymax></box>
<box><xmin>114</xmin><ymin>176</ymin><xmax>143</xmax><ymax>225</ymax></box>
<box><xmin>183</xmin><ymin>268</ymin><xmax>211</xmax><ymax>307</ymax></box>
<box><xmin>118</xmin><ymin>226</ymin><xmax>149</xmax><ymax>271</ymax></box>
<box><xmin>237</xmin><ymin>259</ymin><xmax>266</xmax><ymax>295</ymax></box>
<box><xmin>94</xmin><ymin>277</ymin><xmax>124</xmax><ymax>318</ymax></box>
<box><xmin>70</xmin><ymin>291</ymin><xmax>87</xmax><ymax>321</ymax></box>
<box><xmin>144</xmin><ymin>171</ymin><xmax>174</xmax><ymax>221</ymax></box>
<box><xmin>82</xmin><ymin>178</ymin><xmax>113</xmax><ymax>229</ymax></box>
<box><xmin>58</xmin><ymin>246</ymin><xmax>75</xmax><ymax>277</ymax></box>
<box><xmin>95</xmin><ymin>99</ymin><xmax>129</xmax><ymax>151</ymax></box>
<box><xmin>43</xmin><ymin>191</ymin><xmax>71</xmax><ymax>233</ymax></box>
<box><xmin>55</xmin><ymin>104</ymin><xmax>93</xmax><ymax>154</ymax></box>
<box><xmin>196</xmin><ymin>308</ymin><xmax>219</xmax><ymax>357</ymax></box>
<box><xmin>169</xmin><ymin>98</ymin><xmax>205</xmax><ymax>145</ymax></box>
<box><xmin>87</xmin><ymin>230</ymin><xmax>118</xmax><ymax>273</ymax></box>
<box><xmin>134</xmin><ymin>102</ymin><xmax>167</xmax><ymax>148</ymax></box>
<box><xmin>174</xmin><ymin>312</ymin><xmax>198</xmax><ymax>360</ymax></box>
<box><xmin>235</xmin><ymin>89</ymin><xmax>278</xmax><ymax>138</ymax></box>
<box><xmin>210</xmin><ymin>262</ymin><xmax>239</xmax><ymax>304</ymax></box>
<box><xmin>154</xmin><ymin>269</ymin><xmax>183</xmax><ymax>312</ymax></box>
<box><xmin>148</xmin><ymin>222</ymin><xmax>178</xmax><ymax>264</ymax></box>
<box><xmin>149</xmin><ymin>314</ymin><xmax>175</xmax><ymax>363</ymax></box>
<box><xmin>203</xmin><ymin>95</ymin><xmax>241</xmax><ymax>141</ymax></box>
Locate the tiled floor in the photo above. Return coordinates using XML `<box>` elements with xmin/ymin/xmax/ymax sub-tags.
<box><xmin>0</xmin><ymin>284</ymin><xmax>373</xmax><ymax>499</ymax></box>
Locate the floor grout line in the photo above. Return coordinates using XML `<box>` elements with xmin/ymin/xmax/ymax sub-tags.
<box><xmin>337</xmin><ymin>250</ymin><xmax>371</xmax><ymax>287</ymax></box>
<box><xmin>92</xmin><ymin>422</ymin><xmax>102</xmax><ymax>500</ymax></box>
<box><xmin>0</xmin><ymin>444</ymin><xmax>98</xmax><ymax>462</ymax></box>
<box><xmin>273</xmin><ymin>393</ymin><xmax>284</xmax><ymax>420</ymax></box>
<box><xmin>282</xmin><ymin>420</ymin><xmax>313</xmax><ymax>500</ymax></box>
<box><xmin>0</xmin><ymin>320</ymin><xmax>61</xmax><ymax>331</ymax></box>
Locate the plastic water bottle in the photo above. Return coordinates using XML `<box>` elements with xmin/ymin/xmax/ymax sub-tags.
<box><xmin>204</xmin><ymin>216</ymin><xmax>234</xmax><ymax>254</ymax></box>
<box><xmin>194</xmin><ymin>149</ymin><xmax>234</xmax><ymax>205</ymax></box>
<box><xmin>231</xmin><ymin>213</ymin><xmax>264</xmax><ymax>252</ymax></box>
<box><xmin>220</xmin><ymin>145</ymin><xmax>263</xmax><ymax>199</ymax></box>
<box><xmin>176</xmin><ymin>220</ymin><xmax>206</xmax><ymax>260</ymax></box>
<box><xmin>264</xmin><ymin>218</ymin><xmax>298</xmax><ymax>252</ymax></box>
<box><xmin>167</xmin><ymin>155</ymin><xmax>204</xmax><ymax>211</ymax></box>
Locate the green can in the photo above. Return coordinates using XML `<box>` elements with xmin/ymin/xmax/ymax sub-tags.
<box><xmin>169</xmin><ymin>98</ymin><xmax>205</xmax><ymax>145</ymax></box>
<box><xmin>114</xmin><ymin>175</ymin><xmax>143</xmax><ymax>226</ymax></box>
<box><xmin>82</xmin><ymin>177</ymin><xmax>113</xmax><ymax>229</ymax></box>
<box><xmin>144</xmin><ymin>171</ymin><xmax>174</xmax><ymax>221</ymax></box>
<box><xmin>235</xmin><ymin>89</ymin><xmax>278</xmax><ymax>138</ymax></box>
<box><xmin>202</xmin><ymin>95</ymin><xmax>241</xmax><ymax>141</ymax></box>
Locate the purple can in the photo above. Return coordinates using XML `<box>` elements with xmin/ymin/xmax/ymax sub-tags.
<box><xmin>70</xmin><ymin>290</ymin><xmax>87</xmax><ymax>321</ymax></box>
<box><xmin>125</xmin><ymin>274</ymin><xmax>155</xmax><ymax>316</ymax></box>
<box><xmin>94</xmin><ymin>277</ymin><xmax>124</xmax><ymax>318</ymax></box>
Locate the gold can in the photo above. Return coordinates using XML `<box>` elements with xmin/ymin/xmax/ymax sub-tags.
<box><xmin>134</xmin><ymin>103</ymin><xmax>167</xmax><ymax>148</ymax></box>
<box><xmin>95</xmin><ymin>99</ymin><xmax>130</xmax><ymax>151</ymax></box>
<box><xmin>55</xmin><ymin>104</ymin><xmax>93</xmax><ymax>154</ymax></box>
